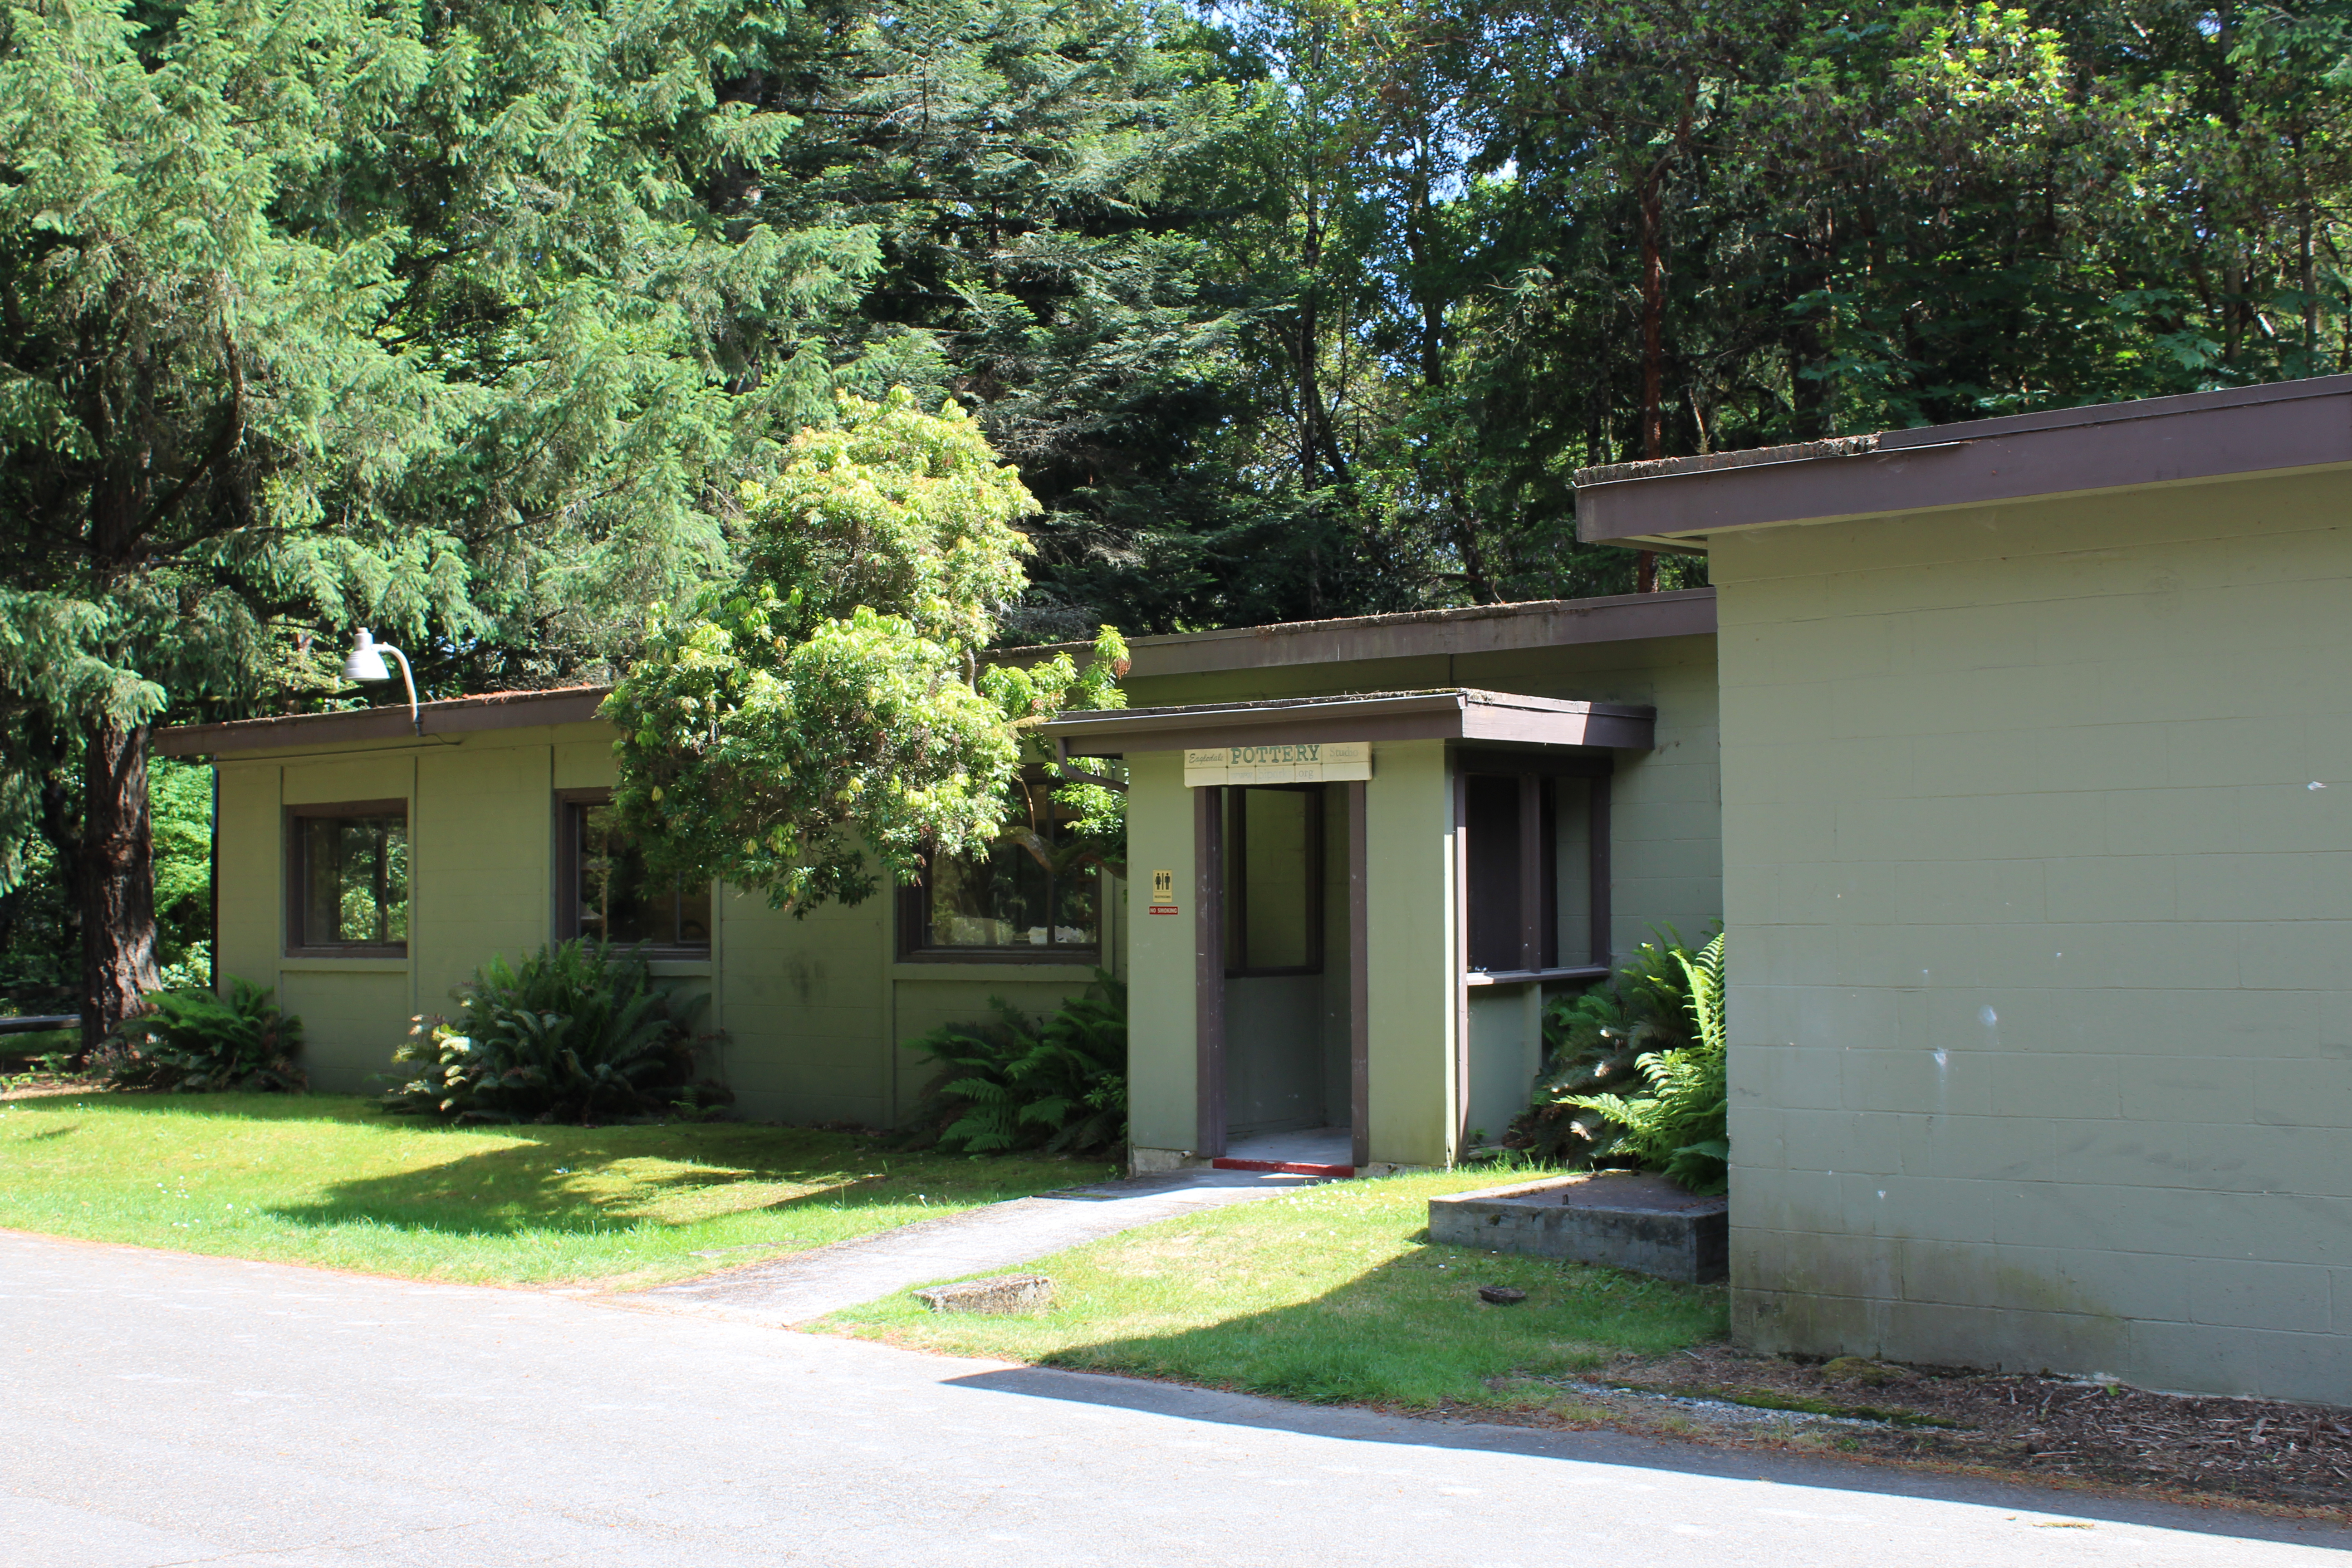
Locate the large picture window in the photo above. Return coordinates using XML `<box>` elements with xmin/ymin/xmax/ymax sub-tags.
<box><xmin>286</xmin><ymin>802</ymin><xmax>409</xmax><ymax>956</ymax></box>
<box><xmin>559</xmin><ymin>795</ymin><xmax>712</xmax><ymax>952</ymax></box>
<box><xmin>901</xmin><ymin>779</ymin><xmax>1101</xmax><ymax>959</ymax></box>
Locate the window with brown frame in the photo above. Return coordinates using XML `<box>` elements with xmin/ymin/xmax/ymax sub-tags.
<box><xmin>899</xmin><ymin>778</ymin><xmax>1101</xmax><ymax>960</ymax></box>
<box><xmin>1461</xmin><ymin>760</ymin><xmax>1608</xmax><ymax>977</ymax></box>
<box><xmin>285</xmin><ymin>802</ymin><xmax>409</xmax><ymax>956</ymax></box>
<box><xmin>557</xmin><ymin>794</ymin><xmax>712</xmax><ymax>953</ymax></box>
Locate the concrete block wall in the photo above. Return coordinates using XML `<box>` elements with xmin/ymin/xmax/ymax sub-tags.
<box><xmin>210</xmin><ymin>724</ymin><xmax>1115</xmax><ymax>1122</ymax></box>
<box><xmin>1712</xmin><ymin>469</ymin><xmax>2352</xmax><ymax>1403</ymax></box>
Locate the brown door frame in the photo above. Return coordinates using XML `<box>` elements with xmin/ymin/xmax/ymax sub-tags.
<box><xmin>1347</xmin><ymin>779</ymin><xmax>1370</xmax><ymax>1169</ymax></box>
<box><xmin>1193</xmin><ymin>783</ymin><xmax>1227</xmax><ymax>1159</ymax></box>
<box><xmin>1196</xmin><ymin>779</ymin><xmax>1371</xmax><ymax>1166</ymax></box>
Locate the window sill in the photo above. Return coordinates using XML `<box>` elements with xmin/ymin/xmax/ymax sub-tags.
<box><xmin>281</xmin><ymin>954</ymin><xmax>410</xmax><ymax>972</ymax></box>
<box><xmin>892</xmin><ymin>957</ymin><xmax>1104</xmax><ymax>981</ymax></box>
<box><xmin>1464</xmin><ymin>965</ymin><xmax>1610</xmax><ymax>988</ymax></box>
<box><xmin>644</xmin><ymin>959</ymin><xmax>713</xmax><ymax>978</ymax></box>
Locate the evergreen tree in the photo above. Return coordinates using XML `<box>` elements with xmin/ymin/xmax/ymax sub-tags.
<box><xmin>0</xmin><ymin>0</ymin><xmax>889</xmax><ymax>1041</ymax></box>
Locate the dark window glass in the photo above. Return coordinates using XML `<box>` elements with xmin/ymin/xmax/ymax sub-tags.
<box><xmin>569</xmin><ymin>802</ymin><xmax>710</xmax><ymax>950</ymax></box>
<box><xmin>907</xmin><ymin>779</ymin><xmax>1100</xmax><ymax>955</ymax></box>
<box><xmin>1465</xmin><ymin>774</ymin><xmax>1526</xmax><ymax>972</ymax></box>
<box><xmin>297</xmin><ymin>814</ymin><xmax>408</xmax><ymax>948</ymax></box>
<box><xmin>1465</xmin><ymin>772</ymin><xmax>1598</xmax><ymax>974</ymax></box>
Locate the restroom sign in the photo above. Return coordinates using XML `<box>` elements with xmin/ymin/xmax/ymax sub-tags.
<box><xmin>1184</xmin><ymin>740</ymin><xmax>1371</xmax><ymax>786</ymax></box>
<box><xmin>1149</xmin><ymin>868</ymin><xmax>1178</xmax><ymax>915</ymax></box>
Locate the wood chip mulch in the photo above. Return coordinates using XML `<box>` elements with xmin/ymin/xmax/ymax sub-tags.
<box><xmin>1575</xmin><ymin>1344</ymin><xmax>2352</xmax><ymax>1513</ymax></box>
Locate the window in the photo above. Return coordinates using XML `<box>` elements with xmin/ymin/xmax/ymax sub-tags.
<box><xmin>901</xmin><ymin>778</ymin><xmax>1101</xmax><ymax>958</ymax></box>
<box><xmin>1225</xmin><ymin>784</ymin><xmax>1323</xmax><ymax>977</ymax></box>
<box><xmin>559</xmin><ymin>795</ymin><xmax>711</xmax><ymax>952</ymax></box>
<box><xmin>1461</xmin><ymin>764</ymin><xmax>1605</xmax><ymax>976</ymax></box>
<box><xmin>286</xmin><ymin>803</ymin><xmax>409</xmax><ymax>955</ymax></box>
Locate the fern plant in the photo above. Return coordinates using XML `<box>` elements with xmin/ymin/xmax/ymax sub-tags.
<box><xmin>902</xmin><ymin>972</ymin><xmax>1127</xmax><ymax>1157</ymax></box>
<box><xmin>378</xmin><ymin>940</ymin><xmax>723</xmax><ymax>1125</ymax></box>
<box><xmin>99</xmin><ymin>978</ymin><xmax>305</xmax><ymax>1093</ymax></box>
<box><xmin>1563</xmin><ymin>931</ymin><xmax>1730</xmax><ymax>1194</ymax></box>
<box><xmin>1513</xmin><ymin>927</ymin><xmax>1705</xmax><ymax>1163</ymax></box>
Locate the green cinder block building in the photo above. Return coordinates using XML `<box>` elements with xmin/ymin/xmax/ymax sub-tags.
<box><xmin>159</xmin><ymin>591</ymin><xmax>1723</xmax><ymax>1160</ymax></box>
<box><xmin>1576</xmin><ymin>375</ymin><xmax>2352</xmax><ymax>1406</ymax></box>
<box><xmin>162</xmin><ymin>372</ymin><xmax>2352</xmax><ymax>1404</ymax></box>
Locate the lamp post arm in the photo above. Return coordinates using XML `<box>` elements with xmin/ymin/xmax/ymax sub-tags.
<box><xmin>383</xmin><ymin>645</ymin><xmax>420</xmax><ymax>734</ymax></box>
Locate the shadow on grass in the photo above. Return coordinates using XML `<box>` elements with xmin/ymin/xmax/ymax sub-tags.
<box><xmin>934</xmin><ymin>1362</ymin><xmax>2343</xmax><ymax>1548</ymax></box>
<box><xmin>3</xmin><ymin>1090</ymin><xmax>1106</xmax><ymax>1242</ymax></box>
<box><xmin>999</xmin><ymin>1245</ymin><xmax>1726</xmax><ymax>1408</ymax></box>
<box><xmin>257</xmin><ymin>1141</ymin><xmax>929</xmax><ymax>1240</ymax></box>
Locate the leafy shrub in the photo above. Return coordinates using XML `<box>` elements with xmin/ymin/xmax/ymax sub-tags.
<box><xmin>901</xmin><ymin>971</ymin><xmax>1127</xmax><ymax>1156</ymax></box>
<box><xmin>1509</xmin><ymin>929</ymin><xmax>1705</xmax><ymax>1164</ymax></box>
<box><xmin>378</xmin><ymin>941</ymin><xmax>725</xmax><ymax>1125</ymax></box>
<box><xmin>1558</xmin><ymin>931</ymin><xmax>1730</xmax><ymax>1194</ymax></box>
<box><xmin>99</xmin><ymin>978</ymin><xmax>306</xmax><ymax>1093</ymax></box>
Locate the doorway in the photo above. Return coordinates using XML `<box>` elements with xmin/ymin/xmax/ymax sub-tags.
<box><xmin>1194</xmin><ymin>780</ymin><xmax>1363</xmax><ymax>1171</ymax></box>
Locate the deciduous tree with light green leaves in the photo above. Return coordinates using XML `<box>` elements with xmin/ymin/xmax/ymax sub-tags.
<box><xmin>603</xmin><ymin>390</ymin><xmax>1127</xmax><ymax>916</ymax></box>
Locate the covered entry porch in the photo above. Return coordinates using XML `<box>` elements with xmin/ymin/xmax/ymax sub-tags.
<box><xmin>1043</xmin><ymin>688</ymin><xmax>1655</xmax><ymax>1173</ymax></box>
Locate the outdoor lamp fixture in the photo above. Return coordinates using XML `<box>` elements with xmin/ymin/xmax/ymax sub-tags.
<box><xmin>343</xmin><ymin>629</ymin><xmax>421</xmax><ymax>735</ymax></box>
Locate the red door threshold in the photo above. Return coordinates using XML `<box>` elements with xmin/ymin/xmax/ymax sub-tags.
<box><xmin>1211</xmin><ymin>1157</ymin><xmax>1356</xmax><ymax>1178</ymax></box>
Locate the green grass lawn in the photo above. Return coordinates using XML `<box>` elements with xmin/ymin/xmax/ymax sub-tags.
<box><xmin>0</xmin><ymin>1091</ymin><xmax>1110</xmax><ymax>1288</ymax></box>
<box><xmin>820</xmin><ymin>1169</ymin><xmax>1729</xmax><ymax>1410</ymax></box>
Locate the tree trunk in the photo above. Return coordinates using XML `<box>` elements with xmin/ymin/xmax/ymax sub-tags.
<box><xmin>79</xmin><ymin>714</ymin><xmax>157</xmax><ymax>1053</ymax></box>
<box><xmin>1636</xmin><ymin>156</ymin><xmax>1668</xmax><ymax>594</ymax></box>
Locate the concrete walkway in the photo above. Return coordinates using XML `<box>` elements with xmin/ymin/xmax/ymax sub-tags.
<box><xmin>631</xmin><ymin>1166</ymin><xmax>1323</xmax><ymax>1324</ymax></box>
<box><xmin>4</xmin><ymin>1231</ymin><xmax>2345</xmax><ymax>1567</ymax></box>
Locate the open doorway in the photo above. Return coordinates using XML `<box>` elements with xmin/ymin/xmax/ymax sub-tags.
<box><xmin>1197</xmin><ymin>781</ymin><xmax>1360</xmax><ymax>1173</ymax></box>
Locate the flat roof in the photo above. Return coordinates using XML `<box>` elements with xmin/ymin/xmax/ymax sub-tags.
<box><xmin>1042</xmin><ymin>688</ymin><xmax>1656</xmax><ymax>755</ymax></box>
<box><xmin>1573</xmin><ymin>374</ymin><xmax>2352</xmax><ymax>548</ymax></box>
<box><xmin>154</xmin><ymin>686</ymin><xmax>609</xmax><ymax>757</ymax></box>
<box><xmin>1010</xmin><ymin>587</ymin><xmax>1714</xmax><ymax>674</ymax></box>
<box><xmin>157</xmin><ymin>590</ymin><xmax>1714</xmax><ymax>756</ymax></box>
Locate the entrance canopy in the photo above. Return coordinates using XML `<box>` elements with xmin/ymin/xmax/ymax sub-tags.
<box><xmin>1042</xmin><ymin>687</ymin><xmax>1656</xmax><ymax>758</ymax></box>
<box><xmin>1043</xmin><ymin>687</ymin><xmax>1659</xmax><ymax>1171</ymax></box>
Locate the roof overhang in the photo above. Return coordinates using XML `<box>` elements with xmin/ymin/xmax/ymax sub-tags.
<box><xmin>1041</xmin><ymin>688</ymin><xmax>1656</xmax><ymax>757</ymax></box>
<box><xmin>154</xmin><ymin>686</ymin><xmax>609</xmax><ymax>757</ymax></box>
<box><xmin>1003</xmin><ymin>588</ymin><xmax>1715</xmax><ymax>676</ymax></box>
<box><xmin>1574</xmin><ymin>375</ymin><xmax>2352</xmax><ymax>549</ymax></box>
<box><xmin>157</xmin><ymin>589</ymin><xmax>1710</xmax><ymax>758</ymax></box>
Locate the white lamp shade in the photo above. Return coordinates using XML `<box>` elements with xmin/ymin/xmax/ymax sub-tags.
<box><xmin>343</xmin><ymin>630</ymin><xmax>392</xmax><ymax>682</ymax></box>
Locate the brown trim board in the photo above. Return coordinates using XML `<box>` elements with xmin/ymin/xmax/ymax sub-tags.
<box><xmin>1193</xmin><ymin>783</ymin><xmax>1228</xmax><ymax>1160</ymax></box>
<box><xmin>1045</xmin><ymin>689</ymin><xmax>1656</xmax><ymax>756</ymax></box>
<box><xmin>160</xmin><ymin>687</ymin><xmax>609</xmax><ymax>757</ymax></box>
<box><xmin>1346</xmin><ymin>778</ymin><xmax>1369</xmax><ymax>1171</ymax></box>
<box><xmin>1575</xmin><ymin>373</ymin><xmax>2352</xmax><ymax>548</ymax></box>
<box><xmin>992</xmin><ymin>589</ymin><xmax>1715</xmax><ymax>677</ymax></box>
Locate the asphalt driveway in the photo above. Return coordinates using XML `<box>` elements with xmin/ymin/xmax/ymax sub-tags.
<box><xmin>2</xmin><ymin>1231</ymin><xmax>2344</xmax><ymax>1567</ymax></box>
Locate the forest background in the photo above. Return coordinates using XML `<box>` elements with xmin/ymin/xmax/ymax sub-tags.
<box><xmin>5</xmin><ymin>0</ymin><xmax>2351</xmax><ymax>1024</ymax></box>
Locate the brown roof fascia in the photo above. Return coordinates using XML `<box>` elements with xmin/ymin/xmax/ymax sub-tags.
<box><xmin>155</xmin><ymin>686</ymin><xmax>611</xmax><ymax>757</ymax></box>
<box><xmin>1000</xmin><ymin>588</ymin><xmax>1715</xmax><ymax>676</ymax></box>
<box><xmin>1042</xmin><ymin>688</ymin><xmax>1656</xmax><ymax>756</ymax></box>
<box><xmin>1573</xmin><ymin>374</ymin><xmax>2352</xmax><ymax>548</ymax></box>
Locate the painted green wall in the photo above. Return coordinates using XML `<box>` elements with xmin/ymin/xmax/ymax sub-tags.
<box><xmin>1124</xmin><ymin>749</ymin><xmax>1197</xmax><ymax>1154</ymax></box>
<box><xmin>207</xmin><ymin>722</ymin><xmax>1119</xmax><ymax>1121</ymax></box>
<box><xmin>1712</xmin><ymin>468</ymin><xmax>2352</xmax><ymax>1404</ymax></box>
<box><xmin>209</xmin><ymin>624</ymin><xmax>1720</xmax><ymax>1156</ymax></box>
<box><xmin>1360</xmin><ymin>739</ymin><xmax>1458</xmax><ymax>1167</ymax></box>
